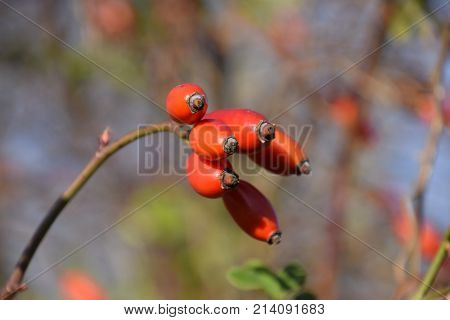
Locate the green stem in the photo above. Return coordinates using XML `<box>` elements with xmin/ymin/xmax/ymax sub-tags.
<box><xmin>0</xmin><ymin>121</ymin><xmax>187</xmax><ymax>299</ymax></box>
<box><xmin>412</xmin><ymin>228</ymin><xmax>450</xmax><ymax>300</ymax></box>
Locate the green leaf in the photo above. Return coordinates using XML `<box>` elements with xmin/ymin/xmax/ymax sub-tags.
<box><xmin>227</xmin><ymin>260</ymin><xmax>290</xmax><ymax>299</ymax></box>
<box><xmin>294</xmin><ymin>291</ymin><xmax>316</xmax><ymax>300</ymax></box>
<box><xmin>278</xmin><ymin>263</ymin><xmax>306</xmax><ymax>290</ymax></box>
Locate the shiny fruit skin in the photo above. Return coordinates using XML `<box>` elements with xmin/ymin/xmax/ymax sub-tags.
<box><xmin>248</xmin><ymin>127</ymin><xmax>308</xmax><ymax>175</ymax></box>
<box><xmin>166</xmin><ymin>83</ymin><xmax>208</xmax><ymax>124</ymax></box>
<box><xmin>189</xmin><ymin>119</ymin><xmax>238</xmax><ymax>160</ymax></box>
<box><xmin>186</xmin><ymin>153</ymin><xmax>238</xmax><ymax>198</ymax></box>
<box><xmin>222</xmin><ymin>180</ymin><xmax>281</xmax><ymax>244</ymax></box>
<box><xmin>59</xmin><ymin>271</ymin><xmax>106</xmax><ymax>300</ymax></box>
<box><xmin>204</xmin><ymin>109</ymin><xmax>274</xmax><ymax>153</ymax></box>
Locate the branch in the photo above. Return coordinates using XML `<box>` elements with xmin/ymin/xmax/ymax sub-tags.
<box><xmin>0</xmin><ymin>121</ymin><xmax>188</xmax><ymax>299</ymax></box>
<box><xmin>410</xmin><ymin>23</ymin><xmax>449</xmax><ymax>267</ymax></box>
<box><xmin>412</xmin><ymin>228</ymin><xmax>450</xmax><ymax>299</ymax></box>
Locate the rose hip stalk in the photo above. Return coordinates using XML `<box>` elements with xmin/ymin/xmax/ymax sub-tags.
<box><xmin>204</xmin><ymin>109</ymin><xmax>275</xmax><ymax>153</ymax></box>
<box><xmin>186</xmin><ymin>153</ymin><xmax>239</xmax><ymax>198</ymax></box>
<box><xmin>248</xmin><ymin>127</ymin><xmax>311</xmax><ymax>175</ymax></box>
<box><xmin>222</xmin><ymin>180</ymin><xmax>281</xmax><ymax>245</ymax></box>
<box><xmin>189</xmin><ymin>119</ymin><xmax>238</xmax><ymax>160</ymax></box>
<box><xmin>166</xmin><ymin>83</ymin><xmax>208</xmax><ymax>124</ymax></box>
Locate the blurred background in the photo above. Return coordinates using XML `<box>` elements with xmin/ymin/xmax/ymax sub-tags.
<box><xmin>0</xmin><ymin>0</ymin><xmax>450</xmax><ymax>299</ymax></box>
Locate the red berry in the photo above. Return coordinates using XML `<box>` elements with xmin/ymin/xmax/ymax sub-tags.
<box><xmin>59</xmin><ymin>270</ymin><xmax>106</xmax><ymax>300</ymax></box>
<box><xmin>85</xmin><ymin>0</ymin><xmax>135</xmax><ymax>39</ymax></box>
<box><xmin>166</xmin><ymin>83</ymin><xmax>208</xmax><ymax>124</ymax></box>
<box><xmin>392</xmin><ymin>213</ymin><xmax>441</xmax><ymax>261</ymax></box>
<box><xmin>420</xmin><ymin>223</ymin><xmax>441</xmax><ymax>261</ymax></box>
<box><xmin>204</xmin><ymin>109</ymin><xmax>275</xmax><ymax>153</ymax></box>
<box><xmin>222</xmin><ymin>180</ymin><xmax>281</xmax><ymax>244</ymax></box>
<box><xmin>186</xmin><ymin>153</ymin><xmax>239</xmax><ymax>198</ymax></box>
<box><xmin>189</xmin><ymin>119</ymin><xmax>238</xmax><ymax>160</ymax></box>
<box><xmin>248</xmin><ymin>127</ymin><xmax>310</xmax><ymax>175</ymax></box>
<box><xmin>330</xmin><ymin>95</ymin><xmax>359</xmax><ymax>128</ymax></box>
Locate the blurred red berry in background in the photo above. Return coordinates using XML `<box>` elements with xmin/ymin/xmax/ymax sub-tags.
<box><xmin>330</xmin><ymin>95</ymin><xmax>360</xmax><ymax>128</ymax></box>
<box><xmin>415</xmin><ymin>90</ymin><xmax>450</xmax><ymax>126</ymax></box>
<box><xmin>85</xmin><ymin>0</ymin><xmax>135</xmax><ymax>39</ymax></box>
<box><xmin>329</xmin><ymin>95</ymin><xmax>376</xmax><ymax>145</ymax></box>
<box><xmin>59</xmin><ymin>270</ymin><xmax>106</xmax><ymax>300</ymax></box>
<box><xmin>369</xmin><ymin>189</ymin><xmax>441</xmax><ymax>261</ymax></box>
<box><xmin>415</xmin><ymin>94</ymin><xmax>435</xmax><ymax>125</ymax></box>
<box><xmin>392</xmin><ymin>212</ymin><xmax>441</xmax><ymax>261</ymax></box>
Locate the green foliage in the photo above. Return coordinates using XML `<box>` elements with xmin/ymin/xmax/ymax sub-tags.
<box><xmin>117</xmin><ymin>183</ymin><xmax>270</xmax><ymax>299</ymax></box>
<box><xmin>227</xmin><ymin>260</ymin><xmax>315</xmax><ymax>299</ymax></box>
<box><xmin>387</xmin><ymin>0</ymin><xmax>433</xmax><ymax>41</ymax></box>
<box><xmin>294</xmin><ymin>291</ymin><xmax>316</xmax><ymax>300</ymax></box>
<box><xmin>227</xmin><ymin>260</ymin><xmax>289</xmax><ymax>299</ymax></box>
<box><xmin>238</xmin><ymin>0</ymin><xmax>301</xmax><ymax>26</ymax></box>
<box><xmin>279</xmin><ymin>263</ymin><xmax>306</xmax><ymax>290</ymax></box>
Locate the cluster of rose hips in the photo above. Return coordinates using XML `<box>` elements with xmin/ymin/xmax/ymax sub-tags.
<box><xmin>166</xmin><ymin>83</ymin><xmax>310</xmax><ymax>245</ymax></box>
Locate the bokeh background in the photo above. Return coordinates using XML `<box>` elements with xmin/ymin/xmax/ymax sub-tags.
<box><xmin>1</xmin><ymin>0</ymin><xmax>450</xmax><ymax>299</ymax></box>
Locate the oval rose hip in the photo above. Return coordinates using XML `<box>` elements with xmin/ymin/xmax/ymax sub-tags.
<box><xmin>248</xmin><ymin>127</ymin><xmax>310</xmax><ymax>175</ymax></box>
<box><xmin>222</xmin><ymin>180</ymin><xmax>281</xmax><ymax>244</ymax></box>
<box><xmin>166</xmin><ymin>83</ymin><xmax>208</xmax><ymax>124</ymax></box>
<box><xmin>204</xmin><ymin>108</ymin><xmax>275</xmax><ymax>153</ymax></box>
<box><xmin>189</xmin><ymin>119</ymin><xmax>238</xmax><ymax>160</ymax></box>
<box><xmin>186</xmin><ymin>153</ymin><xmax>239</xmax><ymax>198</ymax></box>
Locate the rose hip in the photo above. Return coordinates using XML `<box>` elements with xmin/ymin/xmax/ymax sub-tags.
<box><xmin>189</xmin><ymin>119</ymin><xmax>238</xmax><ymax>160</ymax></box>
<box><xmin>222</xmin><ymin>180</ymin><xmax>281</xmax><ymax>244</ymax></box>
<box><xmin>166</xmin><ymin>83</ymin><xmax>208</xmax><ymax>124</ymax></box>
<box><xmin>204</xmin><ymin>108</ymin><xmax>275</xmax><ymax>153</ymax></box>
<box><xmin>186</xmin><ymin>153</ymin><xmax>239</xmax><ymax>198</ymax></box>
<box><xmin>248</xmin><ymin>126</ymin><xmax>310</xmax><ymax>175</ymax></box>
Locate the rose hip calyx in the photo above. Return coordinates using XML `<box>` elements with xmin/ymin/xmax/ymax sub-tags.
<box><xmin>185</xmin><ymin>92</ymin><xmax>206</xmax><ymax>113</ymax></box>
<box><xmin>256</xmin><ymin>120</ymin><xmax>276</xmax><ymax>143</ymax></box>
<box><xmin>297</xmin><ymin>159</ymin><xmax>311</xmax><ymax>175</ymax></box>
<box><xmin>223</xmin><ymin>136</ymin><xmax>239</xmax><ymax>155</ymax></box>
<box><xmin>220</xmin><ymin>168</ymin><xmax>240</xmax><ymax>189</ymax></box>
<box><xmin>267</xmin><ymin>231</ymin><xmax>282</xmax><ymax>245</ymax></box>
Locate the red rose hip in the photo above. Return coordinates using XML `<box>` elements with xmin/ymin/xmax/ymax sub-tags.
<box><xmin>204</xmin><ymin>108</ymin><xmax>275</xmax><ymax>153</ymax></box>
<box><xmin>186</xmin><ymin>153</ymin><xmax>239</xmax><ymax>198</ymax></box>
<box><xmin>189</xmin><ymin>119</ymin><xmax>238</xmax><ymax>160</ymax></box>
<box><xmin>248</xmin><ymin>127</ymin><xmax>310</xmax><ymax>175</ymax></box>
<box><xmin>222</xmin><ymin>180</ymin><xmax>281</xmax><ymax>244</ymax></box>
<box><xmin>166</xmin><ymin>83</ymin><xmax>208</xmax><ymax>124</ymax></box>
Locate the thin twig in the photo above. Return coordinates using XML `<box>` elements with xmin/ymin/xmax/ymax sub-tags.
<box><xmin>412</xmin><ymin>228</ymin><xmax>450</xmax><ymax>299</ymax></box>
<box><xmin>0</xmin><ymin>121</ymin><xmax>188</xmax><ymax>299</ymax></box>
<box><xmin>412</xmin><ymin>24</ymin><xmax>449</xmax><ymax>223</ymax></box>
<box><xmin>410</xmin><ymin>23</ymin><xmax>449</xmax><ymax>272</ymax></box>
